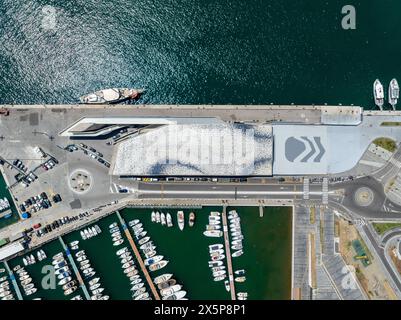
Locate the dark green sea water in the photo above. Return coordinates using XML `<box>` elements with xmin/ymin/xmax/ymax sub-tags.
<box><xmin>0</xmin><ymin>0</ymin><xmax>400</xmax><ymax>108</ymax></box>
<box><xmin>0</xmin><ymin>172</ymin><xmax>19</xmax><ymax>230</ymax></box>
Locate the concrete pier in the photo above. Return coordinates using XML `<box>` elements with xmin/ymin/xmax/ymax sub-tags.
<box><xmin>4</xmin><ymin>261</ymin><xmax>23</xmax><ymax>300</ymax></box>
<box><xmin>115</xmin><ymin>211</ymin><xmax>161</xmax><ymax>300</ymax></box>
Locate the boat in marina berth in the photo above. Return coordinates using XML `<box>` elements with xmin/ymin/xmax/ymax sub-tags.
<box><xmin>210</xmin><ymin>211</ymin><xmax>220</xmax><ymax>217</ymax></box>
<box><xmin>138</xmin><ymin>236</ymin><xmax>150</xmax><ymax>246</ymax></box>
<box><xmin>162</xmin><ymin>290</ymin><xmax>187</xmax><ymax>300</ymax></box>
<box><xmin>89</xmin><ymin>277</ymin><xmax>100</xmax><ymax>286</ymax></box>
<box><xmin>160</xmin><ymin>212</ymin><xmax>166</xmax><ymax>226</ymax></box>
<box><xmin>157</xmin><ymin>279</ymin><xmax>176</xmax><ymax>290</ymax></box>
<box><xmin>155</xmin><ymin>211</ymin><xmax>161</xmax><ymax>223</ymax></box>
<box><xmin>151</xmin><ymin>211</ymin><xmax>156</xmax><ymax>222</ymax></box>
<box><xmin>209</xmin><ymin>244</ymin><xmax>224</xmax><ymax>251</ymax></box>
<box><xmin>132</xmin><ymin>287</ymin><xmax>147</xmax><ymax>298</ymax></box>
<box><xmin>235</xmin><ymin>269</ymin><xmax>245</xmax><ymax>276</ymax></box>
<box><xmin>373</xmin><ymin>79</ymin><xmax>384</xmax><ymax>109</ymax></box>
<box><xmin>189</xmin><ymin>212</ymin><xmax>195</xmax><ymax>227</ymax></box>
<box><xmin>389</xmin><ymin>78</ymin><xmax>399</xmax><ymax>110</ymax></box>
<box><xmin>80</xmin><ymin>88</ymin><xmax>144</xmax><ymax>104</ymax></box>
<box><xmin>225</xmin><ymin>280</ymin><xmax>230</xmax><ymax>292</ymax></box>
<box><xmin>113</xmin><ymin>239</ymin><xmax>124</xmax><ymax>246</ymax></box>
<box><xmin>235</xmin><ymin>276</ymin><xmax>246</xmax><ymax>283</ymax></box>
<box><xmin>232</xmin><ymin>249</ymin><xmax>243</xmax><ymax>258</ymax></box>
<box><xmin>166</xmin><ymin>213</ymin><xmax>173</xmax><ymax>227</ymax></box>
<box><xmin>144</xmin><ymin>255</ymin><xmax>163</xmax><ymax>266</ymax></box>
<box><xmin>203</xmin><ymin>230</ymin><xmax>223</xmax><ymax>238</ymax></box>
<box><xmin>128</xmin><ymin>219</ymin><xmax>140</xmax><ymax>227</ymax></box>
<box><xmin>213</xmin><ymin>275</ymin><xmax>226</xmax><ymax>282</ymax></box>
<box><xmin>160</xmin><ymin>284</ymin><xmax>182</xmax><ymax>297</ymax></box>
<box><xmin>109</xmin><ymin>222</ymin><xmax>117</xmax><ymax>229</ymax></box>
<box><xmin>177</xmin><ymin>211</ymin><xmax>185</xmax><ymax>231</ymax></box>
<box><xmin>116</xmin><ymin>247</ymin><xmax>128</xmax><ymax>256</ymax></box>
<box><xmin>154</xmin><ymin>273</ymin><xmax>173</xmax><ymax>285</ymax></box>
<box><xmin>149</xmin><ymin>260</ymin><xmax>168</xmax><ymax>272</ymax></box>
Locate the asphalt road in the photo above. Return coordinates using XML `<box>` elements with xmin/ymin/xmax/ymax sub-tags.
<box><xmin>362</xmin><ymin>225</ymin><xmax>401</xmax><ymax>293</ymax></box>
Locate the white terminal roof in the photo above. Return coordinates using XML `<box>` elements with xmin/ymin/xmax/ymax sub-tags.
<box><xmin>112</xmin><ymin>123</ymin><xmax>273</xmax><ymax>176</ymax></box>
<box><xmin>0</xmin><ymin>241</ymin><xmax>24</xmax><ymax>261</ymax></box>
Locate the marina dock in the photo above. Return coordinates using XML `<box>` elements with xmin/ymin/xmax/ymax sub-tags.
<box><xmin>4</xmin><ymin>261</ymin><xmax>23</xmax><ymax>300</ymax></box>
<box><xmin>222</xmin><ymin>206</ymin><xmax>236</xmax><ymax>300</ymax></box>
<box><xmin>58</xmin><ymin>236</ymin><xmax>91</xmax><ymax>300</ymax></box>
<box><xmin>116</xmin><ymin>211</ymin><xmax>161</xmax><ymax>300</ymax></box>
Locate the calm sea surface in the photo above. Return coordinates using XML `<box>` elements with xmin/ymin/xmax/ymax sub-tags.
<box><xmin>0</xmin><ymin>0</ymin><xmax>400</xmax><ymax>107</ymax></box>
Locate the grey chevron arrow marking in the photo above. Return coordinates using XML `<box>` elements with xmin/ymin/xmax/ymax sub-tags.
<box><xmin>301</xmin><ymin>137</ymin><xmax>315</xmax><ymax>162</ymax></box>
<box><xmin>313</xmin><ymin>136</ymin><xmax>325</xmax><ymax>162</ymax></box>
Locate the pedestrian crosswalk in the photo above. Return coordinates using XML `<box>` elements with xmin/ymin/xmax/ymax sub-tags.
<box><xmin>322</xmin><ymin>178</ymin><xmax>328</xmax><ymax>205</ymax></box>
<box><xmin>303</xmin><ymin>178</ymin><xmax>309</xmax><ymax>200</ymax></box>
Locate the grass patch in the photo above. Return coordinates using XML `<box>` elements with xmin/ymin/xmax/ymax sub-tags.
<box><xmin>372</xmin><ymin>222</ymin><xmax>401</xmax><ymax>235</ymax></box>
<box><xmin>373</xmin><ymin>137</ymin><xmax>397</xmax><ymax>152</ymax></box>
<box><xmin>381</xmin><ymin>122</ymin><xmax>401</xmax><ymax>127</ymax></box>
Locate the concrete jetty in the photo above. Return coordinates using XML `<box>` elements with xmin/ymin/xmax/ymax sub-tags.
<box><xmin>4</xmin><ymin>261</ymin><xmax>23</xmax><ymax>300</ymax></box>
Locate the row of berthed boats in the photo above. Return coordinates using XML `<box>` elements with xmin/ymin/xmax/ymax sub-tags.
<box><xmin>51</xmin><ymin>252</ymin><xmax>80</xmax><ymax>297</ymax></box>
<box><xmin>80</xmin><ymin>225</ymin><xmax>102</xmax><ymax>241</ymax></box>
<box><xmin>22</xmin><ymin>249</ymin><xmax>46</xmax><ymax>266</ymax></box>
<box><xmin>71</xmin><ymin>241</ymin><xmax>109</xmax><ymax>300</ymax></box>
<box><xmin>373</xmin><ymin>78</ymin><xmax>399</xmax><ymax>110</ymax></box>
<box><xmin>110</xmin><ymin>221</ymin><xmax>151</xmax><ymax>300</ymax></box>
<box><xmin>127</xmin><ymin>218</ymin><xmax>188</xmax><ymax>300</ymax></box>
<box><xmin>203</xmin><ymin>211</ymin><xmax>223</xmax><ymax>238</ymax></box>
<box><xmin>228</xmin><ymin>210</ymin><xmax>244</xmax><ymax>258</ymax></box>
<box><xmin>11</xmin><ymin>265</ymin><xmax>38</xmax><ymax>297</ymax></box>
<box><xmin>0</xmin><ymin>269</ymin><xmax>15</xmax><ymax>300</ymax></box>
<box><xmin>151</xmin><ymin>210</ymin><xmax>195</xmax><ymax>230</ymax></box>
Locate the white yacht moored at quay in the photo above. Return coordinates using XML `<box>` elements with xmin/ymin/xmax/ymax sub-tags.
<box><xmin>80</xmin><ymin>88</ymin><xmax>144</xmax><ymax>104</ymax></box>
<box><xmin>373</xmin><ymin>79</ymin><xmax>384</xmax><ymax>110</ymax></box>
<box><xmin>389</xmin><ymin>78</ymin><xmax>399</xmax><ymax>110</ymax></box>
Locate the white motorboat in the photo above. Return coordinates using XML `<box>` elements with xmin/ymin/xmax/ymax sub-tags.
<box><xmin>89</xmin><ymin>277</ymin><xmax>100</xmax><ymax>286</ymax></box>
<box><xmin>83</xmin><ymin>268</ymin><xmax>94</xmax><ymax>274</ymax></box>
<box><xmin>162</xmin><ymin>290</ymin><xmax>187</xmax><ymax>300</ymax></box>
<box><xmin>213</xmin><ymin>270</ymin><xmax>226</xmax><ymax>277</ymax></box>
<box><xmin>138</xmin><ymin>236</ymin><xmax>150</xmax><ymax>245</ymax></box>
<box><xmin>128</xmin><ymin>219</ymin><xmax>140</xmax><ymax>227</ymax></box>
<box><xmin>76</xmin><ymin>250</ymin><xmax>85</xmax><ymax>257</ymax></box>
<box><xmin>113</xmin><ymin>239</ymin><xmax>124</xmax><ymax>246</ymax></box>
<box><xmin>154</xmin><ymin>273</ymin><xmax>173</xmax><ymax>285</ymax></box>
<box><xmin>151</xmin><ymin>211</ymin><xmax>156</xmax><ymax>222</ymax></box>
<box><xmin>80</xmin><ymin>88</ymin><xmax>144</xmax><ymax>104</ymax></box>
<box><xmin>374</xmin><ymin>79</ymin><xmax>384</xmax><ymax>109</ymax></box>
<box><xmin>149</xmin><ymin>260</ymin><xmax>168</xmax><ymax>272</ymax></box>
<box><xmin>160</xmin><ymin>212</ymin><xmax>166</xmax><ymax>226</ymax></box>
<box><xmin>130</xmin><ymin>278</ymin><xmax>142</xmax><ymax>286</ymax></box>
<box><xmin>131</xmin><ymin>283</ymin><xmax>144</xmax><ymax>291</ymax></box>
<box><xmin>92</xmin><ymin>288</ymin><xmax>104</xmax><ymax>295</ymax></box>
<box><xmin>124</xmin><ymin>266</ymin><xmax>137</xmax><ymax>274</ymax></box>
<box><xmin>116</xmin><ymin>247</ymin><xmax>128</xmax><ymax>256</ymax></box>
<box><xmin>232</xmin><ymin>250</ymin><xmax>243</xmax><ymax>258</ymax></box>
<box><xmin>25</xmin><ymin>288</ymin><xmax>38</xmax><ymax>296</ymax></box>
<box><xmin>127</xmin><ymin>270</ymin><xmax>139</xmax><ymax>277</ymax></box>
<box><xmin>203</xmin><ymin>230</ymin><xmax>223</xmax><ymax>237</ymax></box>
<box><xmin>132</xmin><ymin>287</ymin><xmax>147</xmax><ymax>297</ymax></box>
<box><xmin>121</xmin><ymin>256</ymin><xmax>133</xmax><ymax>264</ymax></box>
<box><xmin>144</xmin><ymin>255</ymin><xmax>163</xmax><ymax>266</ymax></box>
<box><xmin>77</xmin><ymin>256</ymin><xmax>87</xmax><ymax>262</ymax></box>
<box><xmin>225</xmin><ymin>280</ymin><xmax>230</xmax><ymax>291</ymax></box>
<box><xmin>109</xmin><ymin>222</ymin><xmax>118</xmax><ymax>229</ymax></box>
<box><xmin>235</xmin><ymin>276</ymin><xmax>246</xmax><ymax>283</ymax></box>
<box><xmin>122</xmin><ymin>261</ymin><xmax>135</xmax><ymax>269</ymax></box>
<box><xmin>58</xmin><ymin>277</ymin><xmax>72</xmax><ymax>286</ymax></box>
<box><xmin>177</xmin><ymin>211</ymin><xmax>185</xmax><ymax>231</ymax></box>
<box><xmin>389</xmin><ymin>78</ymin><xmax>399</xmax><ymax>110</ymax></box>
<box><xmin>155</xmin><ymin>211</ymin><xmax>161</xmax><ymax>223</ymax></box>
<box><xmin>160</xmin><ymin>284</ymin><xmax>182</xmax><ymax>297</ymax></box>
<box><xmin>209</xmin><ymin>244</ymin><xmax>224</xmax><ymax>251</ymax></box>
<box><xmin>166</xmin><ymin>213</ymin><xmax>173</xmax><ymax>227</ymax></box>
<box><xmin>213</xmin><ymin>275</ymin><xmax>226</xmax><ymax>282</ymax></box>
